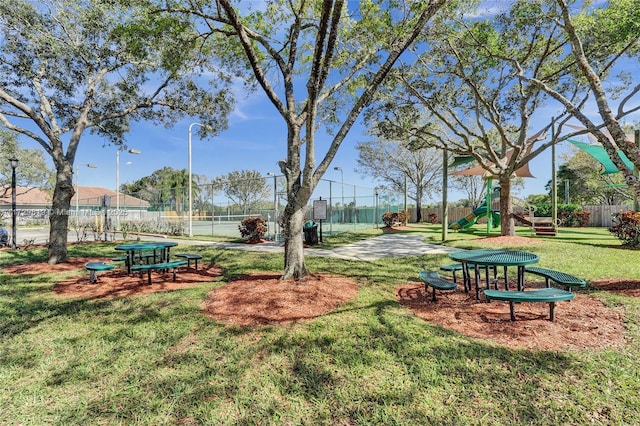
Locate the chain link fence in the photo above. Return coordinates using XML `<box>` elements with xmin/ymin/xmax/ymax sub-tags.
<box><xmin>111</xmin><ymin>176</ymin><xmax>405</xmax><ymax>239</ymax></box>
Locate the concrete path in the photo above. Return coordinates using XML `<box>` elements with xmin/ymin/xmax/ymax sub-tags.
<box><xmin>14</xmin><ymin>229</ymin><xmax>457</xmax><ymax>261</ymax></box>
<box><xmin>197</xmin><ymin>233</ymin><xmax>457</xmax><ymax>260</ymax></box>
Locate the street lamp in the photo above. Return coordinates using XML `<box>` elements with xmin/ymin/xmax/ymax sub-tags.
<box><xmin>116</xmin><ymin>147</ymin><xmax>141</xmax><ymax>213</ymax></box>
<box><xmin>267</xmin><ymin>172</ymin><xmax>279</xmax><ymax>239</ymax></box>
<box><xmin>9</xmin><ymin>158</ymin><xmax>18</xmax><ymax>249</ymax></box>
<box><xmin>188</xmin><ymin>123</ymin><xmax>208</xmax><ymax>237</ymax></box>
<box><xmin>75</xmin><ymin>163</ymin><xmax>97</xmax><ymax>216</ymax></box>
<box><xmin>333</xmin><ymin>166</ymin><xmax>344</xmax><ymax>223</ymax></box>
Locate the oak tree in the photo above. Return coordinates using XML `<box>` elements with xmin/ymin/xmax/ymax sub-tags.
<box><xmin>0</xmin><ymin>0</ymin><xmax>233</xmax><ymax>262</ymax></box>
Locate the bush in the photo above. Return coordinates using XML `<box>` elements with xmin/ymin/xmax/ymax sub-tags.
<box><xmin>558</xmin><ymin>204</ymin><xmax>582</xmax><ymax>227</ymax></box>
<box><xmin>532</xmin><ymin>203</ymin><xmax>551</xmax><ymax>217</ymax></box>
<box><xmin>382</xmin><ymin>211</ymin><xmax>408</xmax><ymax>227</ymax></box>
<box><xmin>573</xmin><ymin>210</ymin><xmax>591</xmax><ymax>227</ymax></box>
<box><xmin>609</xmin><ymin>210</ymin><xmax>640</xmax><ymax>247</ymax></box>
<box><xmin>239</xmin><ymin>217</ymin><xmax>267</xmax><ymax>242</ymax></box>
<box><xmin>428</xmin><ymin>213</ymin><xmax>438</xmax><ymax>224</ymax></box>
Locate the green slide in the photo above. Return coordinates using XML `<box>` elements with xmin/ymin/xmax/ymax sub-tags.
<box><xmin>449</xmin><ymin>201</ymin><xmax>500</xmax><ymax>230</ymax></box>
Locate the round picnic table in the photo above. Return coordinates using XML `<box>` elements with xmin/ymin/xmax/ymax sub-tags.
<box><xmin>449</xmin><ymin>249</ymin><xmax>540</xmax><ymax>299</ymax></box>
<box><xmin>114</xmin><ymin>241</ymin><xmax>178</xmax><ymax>275</ymax></box>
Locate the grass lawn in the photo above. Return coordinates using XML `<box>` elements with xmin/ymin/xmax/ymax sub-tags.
<box><xmin>1</xmin><ymin>224</ymin><xmax>640</xmax><ymax>425</ymax></box>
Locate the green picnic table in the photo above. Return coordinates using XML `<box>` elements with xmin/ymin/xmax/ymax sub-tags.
<box><xmin>449</xmin><ymin>249</ymin><xmax>540</xmax><ymax>299</ymax></box>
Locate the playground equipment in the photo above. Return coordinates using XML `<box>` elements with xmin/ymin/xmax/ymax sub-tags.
<box><xmin>448</xmin><ymin>200</ymin><xmax>500</xmax><ymax>230</ymax></box>
<box><xmin>510</xmin><ymin>196</ymin><xmax>556</xmax><ymax>236</ymax></box>
<box><xmin>448</xmin><ymin>143</ymin><xmax>548</xmax><ymax>234</ymax></box>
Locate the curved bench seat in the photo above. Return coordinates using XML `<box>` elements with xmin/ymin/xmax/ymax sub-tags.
<box><xmin>483</xmin><ymin>288</ymin><xmax>574</xmax><ymax>321</ymax></box>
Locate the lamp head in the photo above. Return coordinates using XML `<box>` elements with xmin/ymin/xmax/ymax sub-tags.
<box><xmin>333</xmin><ymin>166</ymin><xmax>341</xmax><ymax>171</ymax></box>
<box><xmin>8</xmin><ymin>158</ymin><xmax>18</xmax><ymax>169</ymax></box>
<box><xmin>128</xmin><ymin>148</ymin><xmax>141</xmax><ymax>155</ymax></box>
<box><xmin>87</xmin><ymin>164</ymin><xmax>97</xmax><ymax>168</ymax></box>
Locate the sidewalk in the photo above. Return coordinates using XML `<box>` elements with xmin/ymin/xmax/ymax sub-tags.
<box><xmin>14</xmin><ymin>229</ymin><xmax>456</xmax><ymax>261</ymax></box>
<box><xmin>197</xmin><ymin>233</ymin><xmax>457</xmax><ymax>261</ymax></box>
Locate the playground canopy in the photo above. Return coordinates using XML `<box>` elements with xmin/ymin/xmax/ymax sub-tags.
<box><xmin>566</xmin><ymin>123</ymin><xmax>636</xmax><ymax>174</ymax></box>
<box><xmin>448</xmin><ymin>128</ymin><xmax>546</xmax><ymax>178</ymax></box>
<box><xmin>449</xmin><ymin>149</ymin><xmax>535</xmax><ymax>178</ymax></box>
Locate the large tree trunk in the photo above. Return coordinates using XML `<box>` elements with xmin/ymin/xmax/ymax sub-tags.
<box><xmin>48</xmin><ymin>166</ymin><xmax>74</xmax><ymax>264</ymax></box>
<box><xmin>281</xmin><ymin>205</ymin><xmax>309</xmax><ymax>280</ymax></box>
<box><xmin>499</xmin><ymin>176</ymin><xmax>515</xmax><ymax>236</ymax></box>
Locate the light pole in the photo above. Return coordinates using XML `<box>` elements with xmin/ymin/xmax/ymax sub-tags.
<box><xmin>9</xmin><ymin>158</ymin><xmax>18</xmax><ymax>249</ymax></box>
<box><xmin>75</xmin><ymin>163</ymin><xmax>97</xmax><ymax>216</ymax></box>
<box><xmin>116</xmin><ymin>147</ymin><xmax>141</xmax><ymax>213</ymax></box>
<box><xmin>334</xmin><ymin>166</ymin><xmax>343</xmax><ymax>223</ymax></box>
<box><xmin>188</xmin><ymin>123</ymin><xmax>207</xmax><ymax>237</ymax></box>
<box><xmin>267</xmin><ymin>172</ymin><xmax>279</xmax><ymax>239</ymax></box>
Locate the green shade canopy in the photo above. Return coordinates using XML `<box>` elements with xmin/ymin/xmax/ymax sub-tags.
<box><xmin>568</xmin><ymin>139</ymin><xmax>635</xmax><ymax>174</ymax></box>
<box><xmin>449</xmin><ymin>156</ymin><xmax>475</xmax><ymax>168</ymax></box>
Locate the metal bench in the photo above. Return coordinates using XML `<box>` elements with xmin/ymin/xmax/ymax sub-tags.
<box><xmin>524</xmin><ymin>267</ymin><xmax>586</xmax><ymax>291</ymax></box>
<box><xmin>418</xmin><ymin>270</ymin><xmax>457</xmax><ymax>302</ymax></box>
<box><xmin>174</xmin><ymin>253</ymin><xmax>203</xmax><ymax>270</ymax></box>
<box><xmin>131</xmin><ymin>260</ymin><xmax>188</xmax><ymax>284</ymax></box>
<box><xmin>483</xmin><ymin>288</ymin><xmax>575</xmax><ymax>321</ymax></box>
<box><xmin>440</xmin><ymin>263</ymin><xmax>497</xmax><ymax>287</ymax></box>
<box><xmin>84</xmin><ymin>262</ymin><xmax>115</xmax><ymax>284</ymax></box>
<box><xmin>439</xmin><ymin>263</ymin><xmax>463</xmax><ymax>284</ymax></box>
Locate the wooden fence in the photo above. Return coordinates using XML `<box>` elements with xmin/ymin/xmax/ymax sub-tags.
<box><xmin>411</xmin><ymin>204</ymin><xmax>633</xmax><ymax>228</ymax></box>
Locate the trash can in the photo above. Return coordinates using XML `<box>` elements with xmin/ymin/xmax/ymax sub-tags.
<box><xmin>303</xmin><ymin>221</ymin><xmax>319</xmax><ymax>246</ymax></box>
<box><xmin>0</xmin><ymin>227</ymin><xmax>7</xmax><ymax>247</ymax></box>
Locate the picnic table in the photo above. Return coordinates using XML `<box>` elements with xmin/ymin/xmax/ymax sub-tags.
<box><xmin>114</xmin><ymin>241</ymin><xmax>178</xmax><ymax>275</ymax></box>
<box><xmin>449</xmin><ymin>249</ymin><xmax>540</xmax><ymax>299</ymax></box>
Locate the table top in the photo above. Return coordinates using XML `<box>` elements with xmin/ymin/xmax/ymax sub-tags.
<box><xmin>449</xmin><ymin>249</ymin><xmax>539</xmax><ymax>266</ymax></box>
<box><xmin>114</xmin><ymin>241</ymin><xmax>178</xmax><ymax>251</ymax></box>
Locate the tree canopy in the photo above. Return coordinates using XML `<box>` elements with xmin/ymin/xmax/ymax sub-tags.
<box><xmin>0</xmin><ymin>0</ymin><xmax>234</xmax><ymax>262</ymax></box>
<box><xmin>0</xmin><ymin>129</ymin><xmax>53</xmax><ymax>197</ymax></box>
<box><xmin>164</xmin><ymin>0</ymin><xmax>452</xmax><ymax>278</ymax></box>
<box><xmin>356</xmin><ymin>136</ymin><xmax>442</xmax><ymax>222</ymax></box>
<box><xmin>368</xmin><ymin>0</ymin><xmax>640</xmax><ymax>235</ymax></box>
<box><xmin>213</xmin><ymin>170</ymin><xmax>270</xmax><ymax>215</ymax></box>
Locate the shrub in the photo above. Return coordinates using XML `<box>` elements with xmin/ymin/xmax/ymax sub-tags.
<box><xmin>382</xmin><ymin>211</ymin><xmax>408</xmax><ymax>227</ymax></box>
<box><xmin>609</xmin><ymin>210</ymin><xmax>640</xmax><ymax>247</ymax></box>
<box><xmin>573</xmin><ymin>210</ymin><xmax>591</xmax><ymax>226</ymax></box>
<box><xmin>239</xmin><ymin>217</ymin><xmax>267</xmax><ymax>242</ymax></box>
<box><xmin>558</xmin><ymin>204</ymin><xmax>582</xmax><ymax>227</ymax></box>
<box><xmin>532</xmin><ymin>203</ymin><xmax>551</xmax><ymax>217</ymax></box>
<box><xmin>428</xmin><ymin>213</ymin><xmax>438</xmax><ymax>224</ymax></box>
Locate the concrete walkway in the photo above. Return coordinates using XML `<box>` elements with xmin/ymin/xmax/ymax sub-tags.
<box><xmin>16</xmin><ymin>229</ymin><xmax>457</xmax><ymax>261</ymax></box>
<box><xmin>199</xmin><ymin>233</ymin><xmax>457</xmax><ymax>261</ymax></box>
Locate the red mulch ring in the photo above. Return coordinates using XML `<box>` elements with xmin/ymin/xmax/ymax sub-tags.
<box><xmin>478</xmin><ymin>235</ymin><xmax>545</xmax><ymax>245</ymax></box>
<box><xmin>202</xmin><ymin>273</ymin><xmax>359</xmax><ymax>326</ymax></box>
<box><xmin>397</xmin><ymin>281</ymin><xmax>627</xmax><ymax>351</ymax></box>
<box><xmin>3</xmin><ymin>258</ymin><xmax>359</xmax><ymax>326</ymax></box>
<box><xmin>4</xmin><ymin>257</ymin><xmax>223</xmax><ymax>299</ymax></box>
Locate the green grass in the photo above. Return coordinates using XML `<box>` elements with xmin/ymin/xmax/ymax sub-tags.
<box><xmin>1</xmin><ymin>225</ymin><xmax>640</xmax><ymax>424</ymax></box>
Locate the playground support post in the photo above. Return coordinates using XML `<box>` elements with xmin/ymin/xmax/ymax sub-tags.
<box><xmin>441</xmin><ymin>150</ymin><xmax>448</xmax><ymax>241</ymax></box>
<box><xmin>486</xmin><ymin>178</ymin><xmax>492</xmax><ymax>234</ymax></box>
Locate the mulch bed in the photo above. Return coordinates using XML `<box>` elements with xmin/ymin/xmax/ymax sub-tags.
<box><xmin>2</xmin><ymin>237</ymin><xmax>636</xmax><ymax>351</ymax></box>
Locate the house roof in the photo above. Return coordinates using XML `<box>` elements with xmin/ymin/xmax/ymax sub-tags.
<box><xmin>0</xmin><ymin>186</ymin><xmax>52</xmax><ymax>205</ymax></box>
<box><xmin>72</xmin><ymin>186</ymin><xmax>150</xmax><ymax>208</ymax></box>
<box><xmin>0</xmin><ymin>186</ymin><xmax>149</xmax><ymax>208</ymax></box>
